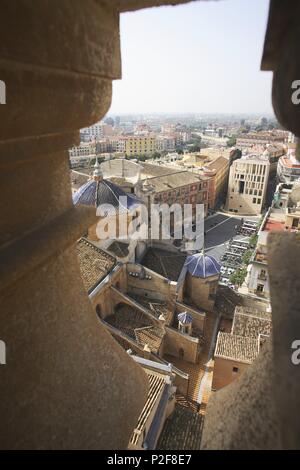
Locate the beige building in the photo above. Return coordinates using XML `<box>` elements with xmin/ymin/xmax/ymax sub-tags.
<box><xmin>212</xmin><ymin>305</ymin><xmax>271</xmax><ymax>390</ymax></box>
<box><xmin>236</xmin><ymin>131</ymin><xmax>286</xmax><ymax>149</ymax></box>
<box><xmin>226</xmin><ymin>154</ymin><xmax>270</xmax><ymax>215</ymax></box>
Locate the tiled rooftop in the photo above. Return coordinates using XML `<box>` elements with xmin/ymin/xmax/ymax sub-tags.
<box><xmin>106</xmin><ymin>304</ymin><xmax>164</xmax><ymax>353</ymax></box>
<box><xmin>130</xmin><ymin>371</ymin><xmax>166</xmax><ymax>447</ymax></box>
<box><xmin>232</xmin><ymin>308</ymin><xmax>272</xmax><ymax>339</ymax></box>
<box><xmin>107</xmin><ymin>240</ymin><xmax>129</xmax><ymax>258</ymax></box>
<box><xmin>205</xmin><ymin>156</ymin><xmax>229</xmax><ymax>171</ymax></box>
<box><xmin>157</xmin><ymin>404</ymin><xmax>203</xmax><ymax>450</ymax></box>
<box><xmin>141</xmin><ymin>162</ymin><xmax>182</xmax><ymax>179</ymax></box>
<box><xmin>129</xmin><ymin>294</ymin><xmax>173</xmax><ymax>325</ymax></box>
<box><xmin>215</xmin><ymin>332</ymin><xmax>259</xmax><ymax>364</ymax></box>
<box><xmin>135</xmin><ymin>326</ymin><xmax>164</xmax><ymax>354</ymax></box>
<box><xmin>141</xmin><ymin>247</ymin><xmax>186</xmax><ymax>281</ymax></box>
<box><xmin>76</xmin><ymin>238</ymin><xmax>116</xmax><ymax>292</ymax></box>
<box><xmin>111</xmin><ymin>333</ymin><xmax>142</xmax><ymax>355</ymax></box>
<box><xmin>264</xmin><ymin>218</ymin><xmax>285</xmax><ymax>232</ymax></box>
<box><xmin>144</xmin><ymin>171</ymin><xmax>202</xmax><ymax>193</ymax></box>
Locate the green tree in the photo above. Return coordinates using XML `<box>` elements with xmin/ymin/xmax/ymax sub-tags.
<box><xmin>152</xmin><ymin>152</ymin><xmax>161</xmax><ymax>159</ymax></box>
<box><xmin>227</xmin><ymin>136</ymin><xmax>237</xmax><ymax>147</ymax></box>
<box><xmin>242</xmin><ymin>249</ymin><xmax>253</xmax><ymax>265</ymax></box>
<box><xmin>249</xmin><ymin>234</ymin><xmax>258</xmax><ymax>248</ymax></box>
<box><xmin>189</xmin><ymin>144</ymin><xmax>201</xmax><ymax>153</ymax></box>
<box><xmin>230</xmin><ymin>267</ymin><xmax>247</xmax><ymax>286</ymax></box>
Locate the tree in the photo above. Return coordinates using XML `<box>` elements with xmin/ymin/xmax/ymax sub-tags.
<box><xmin>152</xmin><ymin>152</ymin><xmax>161</xmax><ymax>159</ymax></box>
<box><xmin>230</xmin><ymin>267</ymin><xmax>247</xmax><ymax>286</ymax></box>
<box><xmin>242</xmin><ymin>249</ymin><xmax>253</xmax><ymax>265</ymax></box>
<box><xmin>249</xmin><ymin>234</ymin><xmax>258</xmax><ymax>248</ymax></box>
<box><xmin>189</xmin><ymin>144</ymin><xmax>201</xmax><ymax>153</ymax></box>
<box><xmin>227</xmin><ymin>136</ymin><xmax>237</xmax><ymax>147</ymax></box>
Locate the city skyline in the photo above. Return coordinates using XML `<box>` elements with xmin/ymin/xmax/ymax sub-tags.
<box><xmin>110</xmin><ymin>0</ymin><xmax>273</xmax><ymax>115</ymax></box>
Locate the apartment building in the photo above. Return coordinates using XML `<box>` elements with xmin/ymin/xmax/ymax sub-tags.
<box><xmin>69</xmin><ymin>142</ymin><xmax>96</xmax><ymax>158</ymax></box>
<box><xmin>236</xmin><ymin>131</ymin><xmax>287</xmax><ymax>149</ymax></box>
<box><xmin>226</xmin><ymin>155</ymin><xmax>270</xmax><ymax>215</ymax></box>
<box><xmin>245</xmin><ymin>182</ymin><xmax>300</xmax><ymax>299</ymax></box>
<box><xmin>138</xmin><ymin>164</ymin><xmax>211</xmax><ymax>219</ymax></box>
<box><xmin>80</xmin><ymin>122</ymin><xmax>114</xmax><ymax>142</ymax></box>
<box><xmin>155</xmin><ymin>135</ymin><xmax>176</xmax><ymax>152</ymax></box>
<box><xmin>122</xmin><ymin>135</ymin><xmax>157</xmax><ymax>157</ymax></box>
<box><xmin>201</xmin><ymin>156</ymin><xmax>230</xmax><ymax>210</ymax></box>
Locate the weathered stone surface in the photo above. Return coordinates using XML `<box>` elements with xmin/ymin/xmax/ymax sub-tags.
<box><xmin>0</xmin><ymin>245</ymin><xmax>149</xmax><ymax>449</ymax></box>
<box><xmin>271</xmin><ymin>26</ymin><xmax>300</xmax><ymax>139</ymax></box>
<box><xmin>115</xmin><ymin>0</ymin><xmax>198</xmax><ymax>12</ymax></box>
<box><xmin>0</xmin><ymin>64</ymin><xmax>112</xmax><ymax>141</ymax></box>
<box><xmin>267</xmin><ymin>233</ymin><xmax>300</xmax><ymax>450</ymax></box>
<box><xmin>260</xmin><ymin>0</ymin><xmax>294</xmax><ymax>71</ymax></box>
<box><xmin>0</xmin><ymin>0</ymin><xmax>150</xmax><ymax>449</ymax></box>
<box><xmin>0</xmin><ymin>1</ymin><xmax>121</xmax><ymax>78</ymax></box>
<box><xmin>261</xmin><ymin>0</ymin><xmax>300</xmax><ymax>141</ymax></box>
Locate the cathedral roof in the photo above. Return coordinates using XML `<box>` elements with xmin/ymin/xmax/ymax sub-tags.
<box><xmin>185</xmin><ymin>252</ymin><xmax>220</xmax><ymax>278</ymax></box>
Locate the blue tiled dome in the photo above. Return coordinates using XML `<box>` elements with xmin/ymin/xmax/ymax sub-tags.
<box><xmin>185</xmin><ymin>252</ymin><xmax>220</xmax><ymax>278</ymax></box>
<box><xmin>73</xmin><ymin>179</ymin><xmax>142</xmax><ymax>214</ymax></box>
<box><xmin>177</xmin><ymin>312</ymin><xmax>193</xmax><ymax>324</ymax></box>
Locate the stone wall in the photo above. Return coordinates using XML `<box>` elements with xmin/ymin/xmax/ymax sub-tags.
<box><xmin>164</xmin><ymin>326</ymin><xmax>199</xmax><ymax>363</ymax></box>
<box><xmin>212</xmin><ymin>357</ymin><xmax>249</xmax><ymax>391</ymax></box>
<box><xmin>126</xmin><ymin>263</ymin><xmax>177</xmax><ymax>302</ymax></box>
<box><xmin>184</xmin><ymin>272</ymin><xmax>218</xmax><ymax>312</ymax></box>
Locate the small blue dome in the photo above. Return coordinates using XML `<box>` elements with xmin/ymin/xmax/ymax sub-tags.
<box><xmin>73</xmin><ymin>179</ymin><xmax>142</xmax><ymax>213</ymax></box>
<box><xmin>185</xmin><ymin>252</ymin><xmax>220</xmax><ymax>278</ymax></box>
<box><xmin>178</xmin><ymin>312</ymin><xmax>193</xmax><ymax>324</ymax></box>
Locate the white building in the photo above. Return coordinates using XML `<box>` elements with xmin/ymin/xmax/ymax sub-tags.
<box><xmin>244</xmin><ymin>182</ymin><xmax>300</xmax><ymax>299</ymax></box>
<box><xmin>277</xmin><ymin>135</ymin><xmax>300</xmax><ymax>183</ymax></box>
<box><xmin>69</xmin><ymin>142</ymin><xmax>96</xmax><ymax>158</ymax></box>
<box><xmin>80</xmin><ymin>122</ymin><xmax>114</xmax><ymax>142</ymax></box>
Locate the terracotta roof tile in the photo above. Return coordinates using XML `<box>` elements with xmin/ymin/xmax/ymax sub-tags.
<box><xmin>76</xmin><ymin>238</ymin><xmax>116</xmax><ymax>292</ymax></box>
<box><xmin>215</xmin><ymin>332</ymin><xmax>259</xmax><ymax>364</ymax></box>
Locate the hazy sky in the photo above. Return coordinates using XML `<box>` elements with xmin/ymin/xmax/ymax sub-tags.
<box><xmin>109</xmin><ymin>0</ymin><xmax>274</xmax><ymax>115</ymax></box>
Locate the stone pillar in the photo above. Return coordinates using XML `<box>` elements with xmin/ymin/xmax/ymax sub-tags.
<box><xmin>0</xmin><ymin>1</ymin><xmax>149</xmax><ymax>449</ymax></box>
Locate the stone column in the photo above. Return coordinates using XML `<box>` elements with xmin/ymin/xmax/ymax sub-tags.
<box><xmin>0</xmin><ymin>1</ymin><xmax>149</xmax><ymax>449</ymax></box>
